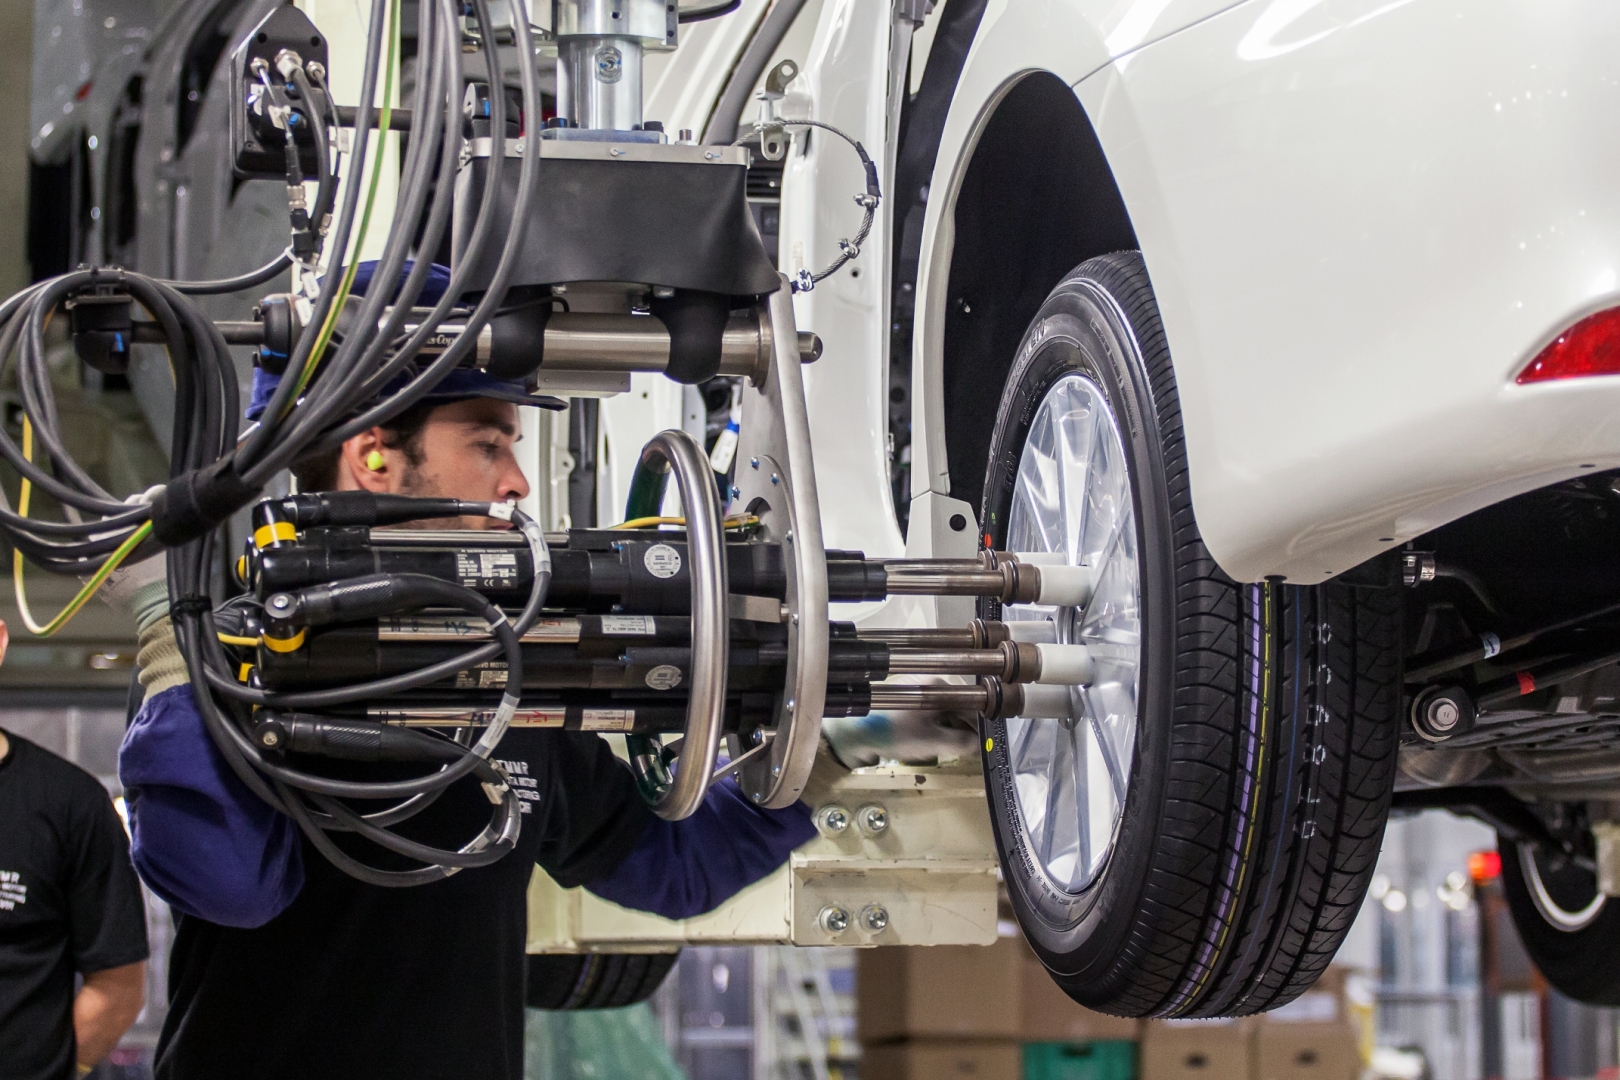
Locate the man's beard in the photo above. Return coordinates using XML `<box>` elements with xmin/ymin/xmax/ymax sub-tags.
<box><xmin>393</xmin><ymin>462</ymin><xmax>470</xmax><ymax>530</ymax></box>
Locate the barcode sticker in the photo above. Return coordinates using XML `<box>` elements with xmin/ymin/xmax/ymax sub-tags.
<box><xmin>600</xmin><ymin>615</ymin><xmax>656</xmax><ymax>635</ymax></box>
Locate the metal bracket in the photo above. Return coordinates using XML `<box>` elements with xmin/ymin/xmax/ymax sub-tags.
<box><xmin>733</xmin><ymin>274</ymin><xmax>829</xmax><ymax>809</ymax></box>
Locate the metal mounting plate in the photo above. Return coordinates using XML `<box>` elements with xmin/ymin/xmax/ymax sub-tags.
<box><xmin>733</xmin><ymin>275</ymin><xmax>828</xmax><ymax>809</ymax></box>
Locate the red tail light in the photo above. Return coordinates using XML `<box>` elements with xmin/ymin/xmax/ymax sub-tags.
<box><xmin>1468</xmin><ymin>849</ymin><xmax>1502</xmax><ymax>883</ymax></box>
<box><xmin>1517</xmin><ymin>307</ymin><xmax>1620</xmax><ymax>384</ymax></box>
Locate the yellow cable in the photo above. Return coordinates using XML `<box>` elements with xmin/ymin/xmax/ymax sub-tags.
<box><xmin>612</xmin><ymin>516</ymin><xmax>685</xmax><ymax>530</ymax></box>
<box><xmin>13</xmin><ymin>418</ymin><xmax>153</xmax><ymax>637</ymax></box>
<box><xmin>217</xmin><ymin>633</ymin><xmax>262</xmax><ymax>647</ymax></box>
<box><xmin>611</xmin><ymin>515</ymin><xmax>760</xmax><ymax>531</ymax></box>
<box><xmin>288</xmin><ymin>0</ymin><xmax>400</xmax><ymax>408</ymax></box>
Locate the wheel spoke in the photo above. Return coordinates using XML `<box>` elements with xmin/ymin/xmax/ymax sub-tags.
<box><xmin>1059</xmin><ymin>391</ymin><xmax>1098</xmax><ymax>565</ymax></box>
<box><xmin>1082</xmin><ymin>686</ymin><xmax>1128</xmax><ymax>810</ymax></box>
<box><xmin>1040</xmin><ymin>722</ymin><xmax>1077</xmax><ymax>881</ymax></box>
<box><xmin>1070</xmin><ymin>721</ymin><xmax>1091</xmax><ymax>889</ymax></box>
<box><xmin>1003</xmin><ymin>373</ymin><xmax>1141</xmax><ymax>896</ymax></box>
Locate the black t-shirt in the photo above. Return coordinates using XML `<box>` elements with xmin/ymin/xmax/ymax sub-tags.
<box><xmin>153</xmin><ymin>728</ymin><xmax>652</xmax><ymax>1080</ymax></box>
<box><xmin>0</xmin><ymin>732</ymin><xmax>150</xmax><ymax>1080</ymax></box>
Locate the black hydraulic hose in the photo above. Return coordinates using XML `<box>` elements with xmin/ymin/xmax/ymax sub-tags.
<box><xmin>276</xmin><ymin>0</ymin><xmax>451</xmax><ymax>433</ymax></box>
<box><xmin>306</xmin><ymin>788</ymin><xmax>518</xmax><ymax>868</ymax></box>
<box><xmin>275</xmin><ymin>776</ymin><xmax>484</xmax><ymax>887</ymax></box>
<box><xmin>301</xmin><ymin>71</ymin><xmax>341</xmax><ymax>233</ymax></box>
<box><xmin>290</xmin><ymin>0</ymin><xmax>445</xmax><ymax>415</ymax></box>
<box><xmin>303</xmin><ymin>0</ymin><xmax>545</xmax><ymax>454</ymax></box>
<box><xmin>208</xmin><ymin>504</ymin><xmax>551</xmax><ymax>710</ymax></box>
<box><xmin>192</xmin><ymin>505</ymin><xmax>547</xmax><ymax>796</ymax></box>
<box><xmin>331</xmin><ymin>38</ymin><xmax>463</xmax><ymax>410</ymax></box>
<box><xmin>288</xmin><ymin>67</ymin><xmax>333</xmax><ymax>249</ymax></box>
<box><xmin>234</xmin><ymin>0</ymin><xmax>389</xmax><ymax>470</ymax></box>
<box><xmin>220</xmin><ymin>587</ymin><xmax>523</xmax><ymax>800</ymax></box>
<box><xmin>243</xmin><ymin>0</ymin><xmax>504</xmax><ymax>476</ymax></box>
<box><xmin>159</xmin><ymin>252</ymin><xmax>294</xmax><ymax>296</ymax></box>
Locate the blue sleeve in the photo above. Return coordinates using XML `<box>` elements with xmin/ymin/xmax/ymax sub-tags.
<box><xmin>118</xmin><ymin>684</ymin><xmax>304</xmax><ymax>928</ymax></box>
<box><xmin>582</xmin><ymin>778</ymin><xmax>816</xmax><ymax>920</ymax></box>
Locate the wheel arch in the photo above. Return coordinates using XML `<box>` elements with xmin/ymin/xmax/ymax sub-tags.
<box><xmin>911</xmin><ymin>69</ymin><xmax>1139</xmax><ymax>523</ymax></box>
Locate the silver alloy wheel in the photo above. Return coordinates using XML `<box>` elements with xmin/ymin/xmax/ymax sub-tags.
<box><xmin>1520</xmin><ymin>845</ymin><xmax>1606</xmax><ymax>932</ymax></box>
<box><xmin>1003</xmin><ymin>373</ymin><xmax>1142</xmax><ymax>896</ymax></box>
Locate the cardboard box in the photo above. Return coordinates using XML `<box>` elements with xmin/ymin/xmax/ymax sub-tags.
<box><xmin>1252</xmin><ymin>1023</ymin><xmax>1360</xmax><ymax>1080</ymax></box>
<box><xmin>1019</xmin><ymin>952</ymin><xmax>1143</xmax><ymax>1043</ymax></box>
<box><xmin>862</xmin><ymin>1040</ymin><xmax>1022</xmax><ymax>1080</ymax></box>
<box><xmin>1140</xmin><ymin>1018</ymin><xmax>1253</xmax><ymax>1080</ymax></box>
<box><xmin>858</xmin><ymin>936</ymin><xmax>1025</xmax><ymax>1043</ymax></box>
<box><xmin>1256</xmin><ymin>970</ymin><xmax>1360</xmax><ymax>1080</ymax></box>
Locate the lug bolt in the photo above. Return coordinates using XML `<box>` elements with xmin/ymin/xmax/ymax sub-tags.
<box><xmin>819</xmin><ymin>905</ymin><xmax>851</xmax><ymax>934</ymax></box>
<box><xmin>815</xmin><ymin>805</ymin><xmax>850</xmax><ymax>835</ymax></box>
<box><xmin>856</xmin><ymin>804</ymin><xmax>889</xmax><ymax>835</ymax></box>
<box><xmin>860</xmin><ymin>904</ymin><xmax>889</xmax><ymax>932</ymax></box>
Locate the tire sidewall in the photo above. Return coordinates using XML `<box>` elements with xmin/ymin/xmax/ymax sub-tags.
<box><xmin>979</xmin><ymin>268</ymin><xmax>1177</xmax><ymax>980</ymax></box>
<box><xmin>1500</xmin><ymin>838</ymin><xmax>1620</xmax><ymax>1005</ymax></box>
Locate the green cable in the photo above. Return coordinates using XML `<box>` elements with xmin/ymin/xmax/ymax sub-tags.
<box><xmin>291</xmin><ymin>0</ymin><xmax>401</xmax><ymax>404</ymax></box>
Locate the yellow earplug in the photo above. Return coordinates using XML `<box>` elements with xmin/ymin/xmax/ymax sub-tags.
<box><xmin>365</xmin><ymin>450</ymin><xmax>386</xmax><ymax>471</ymax></box>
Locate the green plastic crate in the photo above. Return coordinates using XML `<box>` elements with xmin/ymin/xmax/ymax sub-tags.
<box><xmin>1023</xmin><ymin>1040</ymin><xmax>1138</xmax><ymax>1080</ymax></box>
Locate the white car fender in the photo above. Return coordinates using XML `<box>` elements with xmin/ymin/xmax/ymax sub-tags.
<box><xmin>1079</xmin><ymin>0</ymin><xmax>1620</xmax><ymax>582</ymax></box>
<box><xmin>907</xmin><ymin>0</ymin><xmax>1239</xmax><ymax>548</ymax></box>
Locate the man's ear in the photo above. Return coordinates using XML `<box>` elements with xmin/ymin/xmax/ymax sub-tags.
<box><xmin>339</xmin><ymin>429</ymin><xmax>395</xmax><ymax>493</ymax></box>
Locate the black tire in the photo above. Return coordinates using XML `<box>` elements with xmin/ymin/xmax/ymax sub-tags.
<box><xmin>525</xmin><ymin>951</ymin><xmax>679</xmax><ymax>1010</ymax></box>
<box><xmin>978</xmin><ymin>251</ymin><xmax>1402</xmax><ymax>1017</ymax></box>
<box><xmin>1500</xmin><ymin>835</ymin><xmax>1620</xmax><ymax>1005</ymax></box>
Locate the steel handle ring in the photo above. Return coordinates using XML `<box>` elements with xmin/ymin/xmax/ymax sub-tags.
<box><xmin>638</xmin><ymin>429</ymin><xmax>730</xmax><ymax>820</ymax></box>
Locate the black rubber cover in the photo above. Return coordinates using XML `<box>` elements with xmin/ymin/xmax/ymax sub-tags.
<box><xmin>650</xmin><ymin>289</ymin><xmax>732</xmax><ymax>384</ymax></box>
<box><xmin>151</xmin><ymin>459</ymin><xmax>264</xmax><ymax>547</ymax></box>
<box><xmin>452</xmin><ymin>155</ymin><xmax>780</xmax><ymax>298</ymax></box>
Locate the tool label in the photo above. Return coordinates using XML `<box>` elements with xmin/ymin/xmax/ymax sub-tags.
<box><xmin>580</xmin><ymin>709</ymin><xmax>634</xmax><ymax>732</ymax></box>
<box><xmin>456</xmin><ymin>551</ymin><xmax>519</xmax><ymax>589</ymax></box>
<box><xmin>645</xmin><ymin>664</ymin><xmax>683</xmax><ymax>690</ymax></box>
<box><xmin>643</xmin><ymin>544</ymin><xmax>681</xmax><ymax>579</ymax></box>
<box><xmin>601</xmin><ymin>615</ymin><xmax>656</xmax><ymax>636</ymax></box>
<box><xmin>454</xmin><ymin>662</ymin><xmax>509</xmax><ymax>689</ymax></box>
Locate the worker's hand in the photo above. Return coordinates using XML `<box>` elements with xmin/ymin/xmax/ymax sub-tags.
<box><xmin>98</xmin><ymin>554</ymin><xmax>188</xmax><ymax>702</ymax></box>
<box><xmin>96</xmin><ymin>553</ymin><xmax>170</xmax><ymax>633</ymax></box>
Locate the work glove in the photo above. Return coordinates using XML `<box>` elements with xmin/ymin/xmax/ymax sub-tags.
<box><xmin>98</xmin><ymin>554</ymin><xmax>187</xmax><ymax>701</ymax></box>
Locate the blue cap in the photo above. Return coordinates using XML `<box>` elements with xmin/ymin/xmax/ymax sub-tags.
<box><xmin>246</xmin><ymin>260</ymin><xmax>564</xmax><ymax>421</ymax></box>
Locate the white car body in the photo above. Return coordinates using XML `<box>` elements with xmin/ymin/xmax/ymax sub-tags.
<box><xmin>700</xmin><ymin>0</ymin><xmax>1620</xmax><ymax>590</ymax></box>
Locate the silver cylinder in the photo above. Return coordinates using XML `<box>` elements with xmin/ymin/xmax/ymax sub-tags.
<box><xmin>867</xmin><ymin>684</ymin><xmax>993</xmax><ymax>712</ymax></box>
<box><xmin>886</xmin><ymin>650</ymin><xmax>1006</xmax><ymax>676</ymax></box>
<box><xmin>556</xmin><ymin>36</ymin><xmax>643</xmax><ymax>130</ymax></box>
<box><xmin>881</xmin><ymin>570</ymin><xmax>1009</xmax><ymax>597</ymax></box>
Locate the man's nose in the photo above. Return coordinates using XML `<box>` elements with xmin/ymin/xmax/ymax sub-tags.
<box><xmin>499</xmin><ymin>454</ymin><xmax>530</xmax><ymax>504</ymax></box>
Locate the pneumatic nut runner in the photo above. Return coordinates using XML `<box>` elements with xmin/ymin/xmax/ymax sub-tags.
<box><xmin>227</xmin><ymin>482</ymin><xmax>1098</xmax><ymax>831</ymax></box>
